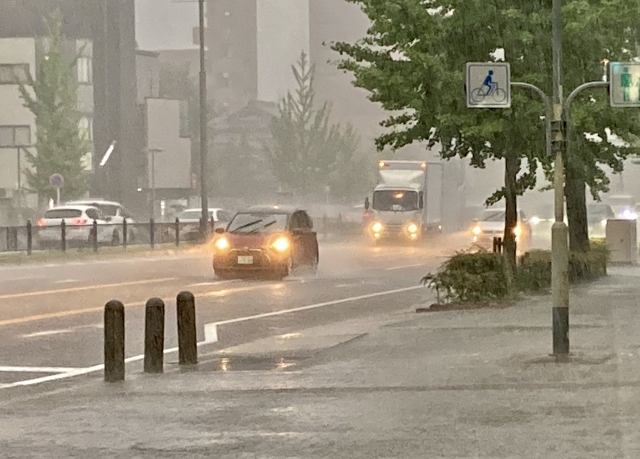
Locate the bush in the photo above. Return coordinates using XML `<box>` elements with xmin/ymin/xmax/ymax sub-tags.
<box><xmin>424</xmin><ymin>240</ymin><xmax>610</xmax><ymax>303</ymax></box>
<box><xmin>421</xmin><ymin>251</ymin><xmax>511</xmax><ymax>303</ymax></box>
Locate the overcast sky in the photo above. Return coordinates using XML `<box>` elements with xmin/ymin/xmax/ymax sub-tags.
<box><xmin>135</xmin><ymin>0</ymin><xmax>198</xmax><ymax>51</ymax></box>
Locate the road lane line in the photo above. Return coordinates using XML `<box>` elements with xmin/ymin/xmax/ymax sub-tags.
<box><xmin>1</xmin><ymin>284</ymin><xmax>425</xmax><ymax>389</ymax></box>
<box><xmin>0</xmin><ymin>277</ymin><xmax>176</xmax><ymax>300</ymax></box>
<box><xmin>21</xmin><ymin>329</ymin><xmax>73</xmax><ymax>338</ymax></box>
<box><xmin>0</xmin><ymin>366</ymin><xmax>82</xmax><ymax>373</ymax></box>
<box><xmin>0</xmin><ymin>282</ymin><xmax>280</xmax><ymax>327</ymax></box>
<box><xmin>385</xmin><ymin>263</ymin><xmax>430</xmax><ymax>271</ymax></box>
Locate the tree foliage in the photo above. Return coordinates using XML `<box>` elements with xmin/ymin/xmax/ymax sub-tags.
<box><xmin>19</xmin><ymin>9</ymin><xmax>90</xmax><ymax>201</ymax></box>
<box><xmin>267</xmin><ymin>52</ymin><xmax>373</xmax><ymax>200</ymax></box>
<box><xmin>332</xmin><ymin>0</ymin><xmax>640</xmax><ymax>255</ymax></box>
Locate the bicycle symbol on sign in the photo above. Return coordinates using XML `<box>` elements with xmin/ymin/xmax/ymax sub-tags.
<box><xmin>470</xmin><ymin>70</ymin><xmax>507</xmax><ymax>104</ymax></box>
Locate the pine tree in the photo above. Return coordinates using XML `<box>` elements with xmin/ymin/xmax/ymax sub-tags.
<box><xmin>19</xmin><ymin>9</ymin><xmax>90</xmax><ymax>202</ymax></box>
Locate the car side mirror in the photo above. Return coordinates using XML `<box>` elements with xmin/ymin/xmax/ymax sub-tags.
<box><xmin>214</xmin><ymin>227</ymin><xmax>225</xmax><ymax>234</ymax></box>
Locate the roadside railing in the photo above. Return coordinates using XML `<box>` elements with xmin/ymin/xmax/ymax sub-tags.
<box><xmin>0</xmin><ymin>217</ymin><xmax>218</xmax><ymax>255</ymax></box>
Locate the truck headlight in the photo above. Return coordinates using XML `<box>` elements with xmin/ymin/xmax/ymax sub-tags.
<box><xmin>407</xmin><ymin>223</ymin><xmax>418</xmax><ymax>234</ymax></box>
<box><xmin>472</xmin><ymin>225</ymin><xmax>482</xmax><ymax>236</ymax></box>
<box><xmin>214</xmin><ymin>237</ymin><xmax>230</xmax><ymax>251</ymax></box>
<box><xmin>371</xmin><ymin>221</ymin><xmax>383</xmax><ymax>233</ymax></box>
<box><xmin>271</xmin><ymin>237</ymin><xmax>290</xmax><ymax>252</ymax></box>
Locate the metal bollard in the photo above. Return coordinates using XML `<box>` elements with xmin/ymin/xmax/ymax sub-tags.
<box><xmin>26</xmin><ymin>220</ymin><xmax>32</xmax><ymax>255</ymax></box>
<box><xmin>61</xmin><ymin>220</ymin><xmax>66</xmax><ymax>252</ymax></box>
<box><xmin>149</xmin><ymin>218</ymin><xmax>155</xmax><ymax>249</ymax></box>
<box><xmin>144</xmin><ymin>297</ymin><xmax>165</xmax><ymax>373</ymax></box>
<box><xmin>123</xmin><ymin>219</ymin><xmax>128</xmax><ymax>247</ymax></box>
<box><xmin>175</xmin><ymin>217</ymin><xmax>180</xmax><ymax>247</ymax></box>
<box><xmin>177</xmin><ymin>291</ymin><xmax>198</xmax><ymax>365</ymax></box>
<box><xmin>92</xmin><ymin>219</ymin><xmax>98</xmax><ymax>252</ymax></box>
<box><xmin>104</xmin><ymin>300</ymin><xmax>125</xmax><ymax>382</ymax></box>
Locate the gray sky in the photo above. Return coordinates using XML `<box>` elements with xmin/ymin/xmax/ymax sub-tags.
<box><xmin>135</xmin><ymin>0</ymin><xmax>198</xmax><ymax>51</ymax></box>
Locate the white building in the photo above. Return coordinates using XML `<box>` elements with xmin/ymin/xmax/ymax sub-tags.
<box><xmin>0</xmin><ymin>37</ymin><xmax>94</xmax><ymax>224</ymax></box>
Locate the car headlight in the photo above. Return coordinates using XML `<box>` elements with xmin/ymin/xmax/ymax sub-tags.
<box><xmin>214</xmin><ymin>237</ymin><xmax>230</xmax><ymax>251</ymax></box>
<box><xmin>601</xmin><ymin>219</ymin><xmax>607</xmax><ymax>227</ymax></box>
<box><xmin>371</xmin><ymin>222</ymin><xmax>383</xmax><ymax>233</ymax></box>
<box><xmin>407</xmin><ymin>223</ymin><xmax>418</xmax><ymax>234</ymax></box>
<box><xmin>271</xmin><ymin>236</ymin><xmax>290</xmax><ymax>252</ymax></box>
<box><xmin>513</xmin><ymin>226</ymin><xmax>523</xmax><ymax>237</ymax></box>
<box><xmin>530</xmin><ymin>216</ymin><xmax>540</xmax><ymax>225</ymax></box>
<box><xmin>472</xmin><ymin>225</ymin><xmax>482</xmax><ymax>236</ymax></box>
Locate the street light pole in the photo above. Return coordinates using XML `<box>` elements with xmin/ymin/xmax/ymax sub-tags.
<box><xmin>198</xmin><ymin>0</ymin><xmax>209</xmax><ymax>237</ymax></box>
<box><xmin>551</xmin><ymin>0</ymin><xmax>570</xmax><ymax>355</ymax></box>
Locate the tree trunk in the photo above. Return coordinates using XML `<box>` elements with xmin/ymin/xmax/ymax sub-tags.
<box><xmin>503</xmin><ymin>155</ymin><xmax>519</xmax><ymax>267</ymax></box>
<box><xmin>565</xmin><ymin>177</ymin><xmax>590</xmax><ymax>253</ymax></box>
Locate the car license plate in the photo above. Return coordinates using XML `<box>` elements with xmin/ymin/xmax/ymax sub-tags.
<box><xmin>237</xmin><ymin>255</ymin><xmax>253</xmax><ymax>265</ymax></box>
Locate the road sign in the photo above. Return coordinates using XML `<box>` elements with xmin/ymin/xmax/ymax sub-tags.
<box><xmin>466</xmin><ymin>62</ymin><xmax>511</xmax><ymax>108</ymax></box>
<box><xmin>49</xmin><ymin>173</ymin><xmax>64</xmax><ymax>188</ymax></box>
<box><xmin>610</xmin><ymin>62</ymin><xmax>640</xmax><ymax>107</ymax></box>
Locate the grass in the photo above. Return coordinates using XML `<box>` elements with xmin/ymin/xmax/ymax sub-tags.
<box><xmin>0</xmin><ymin>242</ymin><xmax>208</xmax><ymax>265</ymax></box>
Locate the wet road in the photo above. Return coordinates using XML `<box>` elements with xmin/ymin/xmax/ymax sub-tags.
<box><xmin>0</xmin><ymin>236</ymin><xmax>458</xmax><ymax>389</ymax></box>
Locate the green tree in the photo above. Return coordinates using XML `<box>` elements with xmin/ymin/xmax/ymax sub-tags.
<box><xmin>332</xmin><ymin>0</ymin><xmax>640</xmax><ymax>262</ymax></box>
<box><xmin>267</xmin><ymin>51</ymin><xmax>366</xmax><ymax>198</ymax></box>
<box><xmin>19</xmin><ymin>10</ymin><xmax>90</xmax><ymax>202</ymax></box>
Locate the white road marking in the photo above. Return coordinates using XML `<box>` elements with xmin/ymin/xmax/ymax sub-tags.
<box><xmin>204</xmin><ymin>323</ymin><xmax>219</xmax><ymax>343</ymax></box>
<box><xmin>1</xmin><ymin>284</ymin><xmax>424</xmax><ymax>389</ymax></box>
<box><xmin>54</xmin><ymin>279</ymin><xmax>80</xmax><ymax>284</ymax></box>
<box><xmin>385</xmin><ymin>263</ymin><xmax>429</xmax><ymax>271</ymax></box>
<box><xmin>21</xmin><ymin>329</ymin><xmax>73</xmax><ymax>338</ymax></box>
<box><xmin>0</xmin><ymin>366</ymin><xmax>81</xmax><ymax>373</ymax></box>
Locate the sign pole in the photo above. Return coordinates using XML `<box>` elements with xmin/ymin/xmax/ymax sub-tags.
<box><xmin>56</xmin><ymin>187</ymin><xmax>60</xmax><ymax>206</ymax></box>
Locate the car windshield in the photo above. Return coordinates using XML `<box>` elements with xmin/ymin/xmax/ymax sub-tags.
<box><xmin>482</xmin><ymin>210</ymin><xmax>506</xmax><ymax>222</ymax></box>
<box><xmin>227</xmin><ymin>213</ymin><xmax>288</xmax><ymax>234</ymax></box>
<box><xmin>373</xmin><ymin>190</ymin><xmax>419</xmax><ymax>211</ymax></box>
<box><xmin>179</xmin><ymin>210</ymin><xmax>214</xmax><ymax>221</ymax></box>
<box><xmin>44</xmin><ymin>209</ymin><xmax>82</xmax><ymax>219</ymax></box>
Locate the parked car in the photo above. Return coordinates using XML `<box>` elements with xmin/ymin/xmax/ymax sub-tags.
<box><xmin>470</xmin><ymin>208</ymin><xmax>532</xmax><ymax>251</ymax></box>
<box><xmin>177</xmin><ymin>208</ymin><xmax>233</xmax><ymax>241</ymax></box>
<box><xmin>66</xmin><ymin>199</ymin><xmax>138</xmax><ymax>242</ymax></box>
<box><xmin>36</xmin><ymin>205</ymin><xmax>121</xmax><ymax>248</ymax></box>
<box><xmin>211</xmin><ymin>205</ymin><xmax>319</xmax><ymax>280</ymax></box>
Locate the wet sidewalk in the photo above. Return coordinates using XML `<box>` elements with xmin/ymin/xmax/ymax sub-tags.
<box><xmin>3</xmin><ymin>267</ymin><xmax>640</xmax><ymax>458</ymax></box>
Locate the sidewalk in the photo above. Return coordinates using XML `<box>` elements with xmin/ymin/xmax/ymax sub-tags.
<box><xmin>2</xmin><ymin>267</ymin><xmax>640</xmax><ymax>458</ymax></box>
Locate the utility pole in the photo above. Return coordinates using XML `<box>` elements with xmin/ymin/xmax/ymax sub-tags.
<box><xmin>551</xmin><ymin>0</ymin><xmax>570</xmax><ymax>355</ymax></box>
<box><xmin>198</xmin><ymin>0</ymin><xmax>209</xmax><ymax>237</ymax></box>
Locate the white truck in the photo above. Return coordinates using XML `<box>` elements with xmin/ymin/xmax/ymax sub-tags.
<box><xmin>365</xmin><ymin>160</ymin><xmax>442</xmax><ymax>243</ymax></box>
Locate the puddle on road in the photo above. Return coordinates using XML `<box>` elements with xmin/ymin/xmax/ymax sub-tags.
<box><xmin>204</xmin><ymin>356</ymin><xmax>309</xmax><ymax>372</ymax></box>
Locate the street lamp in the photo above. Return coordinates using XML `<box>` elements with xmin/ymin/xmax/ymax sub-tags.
<box><xmin>197</xmin><ymin>0</ymin><xmax>209</xmax><ymax>237</ymax></box>
<box><xmin>147</xmin><ymin>147</ymin><xmax>165</xmax><ymax>219</ymax></box>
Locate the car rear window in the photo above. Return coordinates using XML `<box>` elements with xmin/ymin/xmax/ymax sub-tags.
<box><xmin>44</xmin><ymin>209</ymin><xmax>82</xmax><ymax>219</ymax></box>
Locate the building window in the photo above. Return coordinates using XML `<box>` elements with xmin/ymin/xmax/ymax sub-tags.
<box><xmin>78</xmin><ymin>117</ymin><xmax>93</xmax><ymax>141</ymax></box>
<box><xmin>0</xmin><ymin>64</ymin><xmax>29</xmax><ymax>84</ymax></box>
<box><xmin>77</xmin><ymin>57</ymin><xmax>92</xmax><ymax>84</ymax></box>
<box><xmin>0</xmin><ymin>126</ymin><xmax>31</xmax><ymax>147</ymax></box>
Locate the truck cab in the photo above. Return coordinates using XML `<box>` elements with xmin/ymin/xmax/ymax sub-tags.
<box><xmin>366</xmin><ymin>160</ymin><xmax>432</xmax><ymax>243</ymax></box>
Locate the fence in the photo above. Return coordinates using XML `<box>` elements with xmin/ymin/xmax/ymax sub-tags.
<box><xmin>0</xmin><ymin>218</ymin><xmax>218</xmax><ymax>254</ymax></box>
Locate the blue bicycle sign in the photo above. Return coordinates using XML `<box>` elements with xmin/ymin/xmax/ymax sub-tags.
<box><xmin>466</xmin><ymin>62</ymin><xmax>511</xmax><ymax>108</ymax></box>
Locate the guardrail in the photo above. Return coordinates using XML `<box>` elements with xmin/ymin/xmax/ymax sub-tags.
<box><xmin>0</xmin><ymin>218</ymin><xmax>218</xmax><ymax>255</ymax></box>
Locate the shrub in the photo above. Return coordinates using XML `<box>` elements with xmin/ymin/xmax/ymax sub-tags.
<box><xmin>421</xmin><ymin>251</ymin><xmax>511</xmax><ymax>303</ymax></box>
<box><xmin>424</xmin><ymin>240</ymin><xmax>611</xmax><ymax>303</ymax></box>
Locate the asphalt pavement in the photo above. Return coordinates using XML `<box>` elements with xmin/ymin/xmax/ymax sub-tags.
<box><xmin>0</xmin><ymin>234</ymin><xmax>465</xmax><ymax>390</ymax></box>
<box><xmin>1</xmin><ymin>263</ymin><xmax>640</xmax><ymax>457</ymax></box>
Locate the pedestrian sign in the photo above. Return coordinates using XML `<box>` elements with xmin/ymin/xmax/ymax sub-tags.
<box><xmin>610</xmin><ymin>62</ymin><xmax>640</xmax><ymax>107</ymax></box>
<box><xmin>466</xmin><ymin>62</ymin><xmax>511</xmax><ymax>108</ymax></box>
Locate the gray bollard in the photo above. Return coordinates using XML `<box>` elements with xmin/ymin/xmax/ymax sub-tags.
<box><xmin>177</xmin><ymin>291</ymin><xmax>198</xmax><ymax>365</ymax></box>
<box><xmin>104</xmin><ymin>300</ymin><xmax>125</xmax><ymax>382</ymax></box>
<box><xmin>144</xmin><ymin>297</ymin><xmax>165</xmax><ymax>373</ymax></box>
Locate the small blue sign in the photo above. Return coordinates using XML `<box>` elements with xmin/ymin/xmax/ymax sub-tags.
<box><xmin>49</xmin><ymin>173</ymin><xmax>64</xmax><ymax>188</ymax></box>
